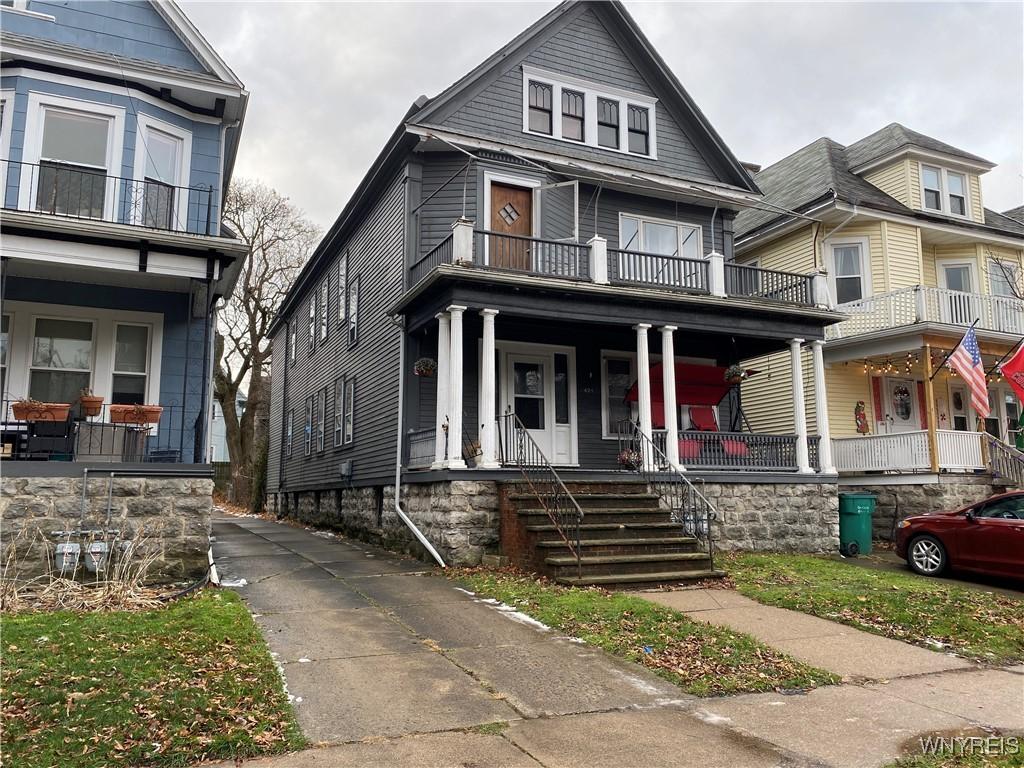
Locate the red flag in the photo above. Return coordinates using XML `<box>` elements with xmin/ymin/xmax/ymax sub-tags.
<box><xmin>1000</xmin><ymin>342</ymin><xmax>1024</xmax><ymax>403</ymax></box>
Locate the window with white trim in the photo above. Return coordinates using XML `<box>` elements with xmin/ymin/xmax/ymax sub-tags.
<box><xmin>308</xmin><ymin>295</ymin><xmax>316</xmax><ymax>351</ymax></box>
<box><xmin>29</xmin><ymin>317</ymin><xmax>93</xmax><ymax>403</ymax></box>
<box><xmin>285</xmin><ymin>409</ymin><xmax>293</xmax><ymax>457</ymax></box>
<box><xmin>830</xmin><ymin>241</ymin><xmax>868</xmax><ymax>304</ymax></box>
<box><xmin>317</xmin><ymin>388</ymin><xmax>326</xmax><ymax>452</ymax></box>
<box><xmin>304</xmin><ymin>396</ymin><xmax>313</xmax><ymax>456</ymax></box>
<box><xmin>522</xmin><ymin>66</ymin><xmax>657</xmax><ymax>157</ymax></box>
<box><xmin>333</xmin><ymin>376</ymin><xmax>345</xmax><ymax>447</ymax></box>
<box><xmin>111</xmin><ymin>323</ymin><xmax>149</xmax><ymax>405</ymax></box>
<box><xmin>319</xmin><ymin>278</ymin><xmax>329</xmax><ymax>342</ymax></box>
<box><xmin>920</xmin><ymin>164</ymin><xmax>971</xmax><ymax>218</ymax></box>
<box><xmin>288</xmin><ymin>322</ymin><xmax>296</xmax><ymax>366</ymax></box>
<box><xmin>37</xmin><ymin>110</ymin><xmax>111</xmax><ymax>218</ymax></box>
<box><xmin>619</xmin><ymin>214</ymin><xmax>701</xmax><ymax>260</ymax></box>
<box><xmin>348</xmin><ymin>276</ymin><xmax>359</xmax><ymax>345</ymax></box>
<box><xmin>600</xmin><ymin>352</ymin><xmax>636</xmax><ymax>439</ymax></box>
<box><xmin>342</xmin><ymin>376</ymin><xmax>354</xmax><ymax>444</ymax></box>
<box><xmin>989</xmin><ymin>259</ymin><xmax>1020</xmax><ymax>297</ymax></box>
<box><xmin>337</xmin><ymin>253</ymin><xmax>348</xmax><ymax>324</ymax></box>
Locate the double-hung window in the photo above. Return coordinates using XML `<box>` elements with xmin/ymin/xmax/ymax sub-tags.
<box><xmin>601</xmin><ymin>353</ymin><xmax>635</xmax><ymax>438</ymax></box>
<box><xmin>338</xmin><ymin>254</ymin><xmax>348</xmax><ymax>325</ymax></box>
<box><xmin>304</xmin><ymin>396</ymin><xmax>313</xmax><ymax>456</ymax></box>
<box><xmin>319</xmin><ymin>278</ymin><xmax>329</xmax><ymax>342</ymax></box>
<box><xmin>111</xmin><ymin>324</ymin><xmax>149</xmax><ymax>405</ymax></box>
<box><xmin>947</xmin><ymin>172</ymin><xmax>967</xmax><ymax>216</ymax></box>
<box><xmin>29</xmin><ymin>318</ymin><xmax>94</xmax><ymax>403</ymax></box>
<box><xmin>36</xmin><ymin>110</ymin><xmax>110</xmax><ymax>219</ymax></box>
<box><xmin>342</xmin><ymin>377</ymin><xmax>354</xmax><ymax>444</ymax></box>
<box><xmin>831</xmin><ymin>241</ymin><xmax>868</xmax><ymax>304</ymax></box>
<box><xmin>317</xmin><ymin>388</ymin><xmax>326</xmax><ymax>452</ymax></box>
<box><xmin>989</xmin><ymin>259</ymin><xmax>1020</xmax><ymax>297</ymax></box>
<box><xmin>528</xmin><ymin>81</ymin><xmax>553</xmax><ymax>135</ymax></box>
<box><xmin>921</xmin><ymin>164</ymin><xmax>970</xmax><ymax>218</ymax></box>
<box><xmin>285</xmin><ymin>409</ymin><xmax>293</xmax><ymax>457</ymax></box>
<box><xmin>922</xmin><ymin>165</ymin><xmax>942</xmax><ymax>211</ymax></box>
<box><xmin>308</xmin><ymin>295</ymin><xmax>316</xmax><ymax>352</ymax></box>
<box><xmin>138</xmin><ymin>126</ymin><xmax>185</xmax><ymax>230</ymax></box>
<box><xmin>333</xmin><ymin>376</ymin><xmax>345</xmax><ymax>447</ymax></box>
<box><xmin>348</xmin><ymin>276</ymin><xmax>359</xmax><ymax>345</ymax></box>
<box><xmin>619</xmin><ymin>215</ymin><xmax>701</xmax><ymax>260</ymax></box>
<box><xmin>561</xmin><ymin>89</ymin><xmax>584</xmax><ymax>142</ymax></box>
<box><xmin>288</xmin><ymin>322</ymin><xmax>296</xmax><ymax>366</ymax></box>
<box><xmin>627</xmin><ymin>106</ymin><xmax>650</xmax><ymax>156</ymax></box>
<box><xmin>597</xmin><ymin>98</ymin><xmax>619</xmax><ymax>149</ymax></box>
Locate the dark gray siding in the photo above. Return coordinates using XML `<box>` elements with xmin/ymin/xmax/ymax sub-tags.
<box><xmin>274</xmin><ymin>172</ymin><xmax>407</xmax><ymax>489</ymax></box>
<box><xmin>435</xmin><ymin>6</ymin><xmax>720</xmax><ymax>184</ymax></box>
<box><xmin>417</xmin><ymin>154</ymin><xmax>479</xmax><ymax>256</ymax></box>
<box><xmin>266</xmin><ymin>330</ymin><xmax>285</xmax><ymax>492</ymax></box>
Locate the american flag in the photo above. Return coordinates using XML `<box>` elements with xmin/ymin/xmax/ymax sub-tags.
<box><xmin>948</xmin><ymin>327</ymin><xmax>990</xmax><ymax>418</ymax></box>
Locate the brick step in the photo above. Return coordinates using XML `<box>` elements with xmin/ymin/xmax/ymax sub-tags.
<box><xmin>546</xmin><ymin>551</ymin><xmax>712</xmax><ymax>578</ymax></box>
<box><xmin>554</xmin><ymin>569</ymin><xmax>726</xmax><ymax>588</ymax></box>
<box><xmin>508</xmin><ymin>493</ymin><xmax>661</xmax><ymax>510</ymax></box>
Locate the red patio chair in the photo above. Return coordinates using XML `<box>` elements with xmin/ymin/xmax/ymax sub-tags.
<box><xmin>688</xmin><ymin>406</ymin><xmax>718</xmax><ymax>432</ymax></box>
<box><xmin>678</xmin><ymin>438</ymin><xmax>702</xmax><ymax>460</ymax></box>
<box><xmin>721</xmin><ymin>439</ymin><xmax>750</xmax><ymax>458</ymax></box>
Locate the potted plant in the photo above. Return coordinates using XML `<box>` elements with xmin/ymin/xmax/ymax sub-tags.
<box><xmin>617</xmin><ymin>448</ymin><xmax>643</xmax><ymax>471</ymax></box>
<box><xmin>11</xmin><ymin>398</ymin><xmax>71</xmax><ymax>422</ymax></box>
<box><xmin>724</xmin><ymin>364</ymin><xmax>748</xmax><ymax>385</ymax></box>
<box><xmin>413</xmin><ymin>357</ymin><xmax>438</xmax><ymax>377</ymax></box>
<box><xmin>109</xmin><ymin>404</ymin><xmax>163</xmax><ymax>425</ymax></box>
<box><xmin>78</xmin><ymin>388</ymin><xmax>104</xmax><ymax>418</ymax></box>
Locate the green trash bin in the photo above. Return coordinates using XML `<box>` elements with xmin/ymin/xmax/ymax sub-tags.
<box><xmin>838</xmin><ymin>492</ymin><xmax>875</xmax><ymax>556</ymax></box>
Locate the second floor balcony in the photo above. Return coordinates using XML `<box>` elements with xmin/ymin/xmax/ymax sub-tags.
<box><xmin>409</xmin><ymin>219</ymin><xmax>827</xmax><ymax>309</ymax></box>
<box><xmin>825</xmin><ymin>285</ymin><xmax>1024</xmax><ymax>341</ymax></box>
<box><xmin>1</xmin><ymin>159</ymin><xmax>219</xmax><ymax>237</ymax></box>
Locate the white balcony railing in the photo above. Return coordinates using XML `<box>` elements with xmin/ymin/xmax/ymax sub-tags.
<box><xmin>826</xmin><ymin>286</ymin><xmax>1024</xmax><ymax>340</ymax></box>
<box><xmin>832</xmin><ymin>429</ymin><xmax>985</xmax><ymax>474</ymax></box>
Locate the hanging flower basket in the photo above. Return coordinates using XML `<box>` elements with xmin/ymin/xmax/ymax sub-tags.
<box><xmin>79</xmin><ymin>390</ymin><xmax>104</xmax><ymax>418</ymax></box>
<box><xmin>617</xmin><ymin>448</ymin><xmax>643</xmax><ymax>471</ymax></box>
<box><xmin>724</xmin><ymin>364</ymin><xmax>747</xmax><ymax>384</ymax></box>
<box><xmin>11</xmin><ymin>400</ymin><xmax>71</xmax><ymax>422</ymax></box>
<box><xmin>414</xmin><ymin>357</ymin><xmax>438</xmax><ymax>378</ymax></box>
<box><xmin>109</xmin><ymin>404</ymin><xmax>163</xmax><ymax>425</ymax></box>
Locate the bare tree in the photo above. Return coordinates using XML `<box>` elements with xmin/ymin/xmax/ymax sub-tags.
<box><xmin>983</xmin><ymin>247</ymin><xmax>1023</xmax><ymax>300</ymax></box>
<box><xmin>216</xmin><ymin>179</ymin><xmax>320</xmax><ymax>509</ymax></box>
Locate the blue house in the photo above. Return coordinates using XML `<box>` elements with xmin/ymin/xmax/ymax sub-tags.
<box><xmin>1</xmin><ymin>0</ymin><xmax>247</xmax><ymax>465</ymax></box>
<box><xmin>0</xmin><ymin>1</ymin><xmax>248</xmax><ymax>579</ymax></box>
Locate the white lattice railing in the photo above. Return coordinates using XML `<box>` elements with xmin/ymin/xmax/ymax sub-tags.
<box><xmin>826</xmin><ymin>286</ymin><xmax>1024</xmax><ymax>340</ymax></box>
<box><xmin>832</xmin><ymin>429</ymin><xmax>985</xmax><ymax>473</ymax></box>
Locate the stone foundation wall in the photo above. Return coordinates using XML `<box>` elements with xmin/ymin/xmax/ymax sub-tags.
<box><xmin>1</xmin><ymin>475</ymin><xmax>213</xmax><ymax>583</ymax></box>
<box><xmin>270</xmin><ymin>480</ymin><xmax>500</xmax><ymax>566</ymax></box>
<box><xmin>842</xmin><ymin>477</ymin><xmax>1005</xmax><ymax>541</ymax></box>
<box><xmin>705</xmin><ymin>481</ymin><xmax>840</xmax><ymax>553</ymax></box>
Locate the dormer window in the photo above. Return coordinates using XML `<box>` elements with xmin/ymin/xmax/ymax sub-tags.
<box><xmin>528</xmin><ymin>81</ymin><xmax>552</xmax><ymax>135</ymax></box>
<box><xmin>920</xmin><ymin>163</ymin><xmax>970</xmax><ymax>218</ymax></box>
<box><xmin>521</xmin><ymin>66</ymin><xmax>657</xmax><ymax>158</ymax></box>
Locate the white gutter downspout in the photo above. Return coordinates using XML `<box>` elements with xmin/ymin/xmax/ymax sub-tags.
<box><xmin>392</xmin><ymin>316</ymin><xmax>446</xmax><ymax>568</ymax></box>
<box><xmin>819</xmin><ymin>196</ymin><xmax>857</xmax><ymax>269</ymax></box>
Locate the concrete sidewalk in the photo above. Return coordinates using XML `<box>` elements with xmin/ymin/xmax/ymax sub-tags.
<box><xmin>208</xmin><ymin>516</ymin><xmax>1023</xmax><ymax>768</ymax></box>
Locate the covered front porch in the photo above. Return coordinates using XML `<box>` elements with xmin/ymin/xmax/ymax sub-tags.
<box><xmin>399</xmin><ymin>281</ymin><xmax>839</xmax><ymax>479</ymax></box>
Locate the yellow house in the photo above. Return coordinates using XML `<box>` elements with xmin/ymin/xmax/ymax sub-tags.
<box><xmin>733</xmin><ymin>124</ymin><xmax>1023</xmax><ymax>511</ymax></box>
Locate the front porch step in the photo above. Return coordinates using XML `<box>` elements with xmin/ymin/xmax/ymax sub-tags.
<box><xmin>509</xmin><ymin>493</ymin><xmax>662</xmax><ymax>510</ymax></box>
<box><xmin>537</xmin><ymin>537</ymin><xmax>697</xmax><ymax>549</ymax></box>
<box><xmin>516</xmin><ymin>507</ymin><xmax>666</xmax><ymax>517</ymax></box>
<box><xmin>545</xmin><ymin>552</ymin><xmax>710</xmax><ymax>566</ymax></box>
<box><xmin>554</xmin><ymin>569</ymin><xmax>726</xmax><ymax>588</ymax></box>
<box><xmin>526</xmin><ymin>521</ymin><xmax>681</xmax><ymax>533</ymax></box>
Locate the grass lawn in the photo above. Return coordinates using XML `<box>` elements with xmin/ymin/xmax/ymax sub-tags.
<box><xmin>724</xmin><ymin>554</ymin><xmax>1024</xmax><ymax>665</ymax></box>
<box><xmin>891</xmin><ymin>746</ymin><xmax>1024</xmax><ymax>767</ymax></box>
<box><xmin>452</xmin><ymin>569</ymin><xmax>838</xmax><ymax>696</ymax></box>
<box><xmin>2</xmin><ymin>589</ymin><xmax>305</xmax><ymax>768</ymax></box>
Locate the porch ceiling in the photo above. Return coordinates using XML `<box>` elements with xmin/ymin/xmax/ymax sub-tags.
<box><xmin>3</xmin><ymin>257</ymin><xmax>196</xmax><ymax>293</ymax></box>
<box><xmin>823</xmin><ymin>324</ymin><xmax>1022</xmax><ymax>364</ymax></box>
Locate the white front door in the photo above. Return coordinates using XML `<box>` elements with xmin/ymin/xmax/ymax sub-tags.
<box><xmin>884</xmin><ymin>377</ymin><xmax>920</xmax><ymax>433</ymax></box>
<box><xmin>939</xmin><ymin>262</ymin><xmax>981</xmax><ymax>325</ymax></box>
<box><xmin>949</xmin><ymin>383</ymin><xmax>972</xmax><ymax>432</ymax></box>
<box><xmin>500</xmin><ymin>348</ymin><xmax>576</xmax><ymax>465</ymax></box>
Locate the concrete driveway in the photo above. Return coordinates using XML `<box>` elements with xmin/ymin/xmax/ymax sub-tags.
<box><xmin>210</xmin><ymin>515</ymin><xmax>1023</xmax><ymax>768</ymax></box>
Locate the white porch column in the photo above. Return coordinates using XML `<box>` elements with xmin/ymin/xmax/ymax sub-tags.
<box><xmin>634</xmin><ymin>323</ymin><xmax>654</xmax><ymax>470</ymax></box>
<box><xmin>451</xmin><ymin>218</ymin><xmax>474</xmax><ymax>264</ymax></box>
<box><xmin>810</xmin><ymin>340</ymin><xmax>836</xmax><ymax>474</ymax></box>
<box><xmin>660</xmin><ymin>325</ymin><xmax>682</xmax><ymax>470</ymax></box>
<box><xmin>447</xmin><ymin>305</ymin><xmax>468</xmax><ymax>470</ymax></box>
<box><xmin>789</xmin><ymin>338</ymin><xmax>813</xmax><ymax>473</ymax></box>
<box><xmin>707</xmin><ymin>252</ymin><xmax>727</xmax><ymax>297</ymax></box>
<box><xmin>588</xmin><ymin>235</ymin><xmax>608</xmax><ymax>284</ymax></box>
<box><xmin>478</xmin><ymin>309</ymin><xmax>500</xmax><ymax>468</ymax></box>
<box><xmin>432</xmin><ymin>313</ymin><xmax>451</xmax><ymax>468</ymax></box>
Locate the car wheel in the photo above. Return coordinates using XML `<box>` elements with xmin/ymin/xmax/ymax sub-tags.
<box><xmin>908</xmin><ymin>535</ymin><xmax>947</xmax><ymax>577</ymax></box>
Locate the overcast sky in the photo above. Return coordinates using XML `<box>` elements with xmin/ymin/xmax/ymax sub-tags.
<box><xmin>182</xmin><ymin>1</ymin><xmax>1024</xmax><ymax>231</ymax></box>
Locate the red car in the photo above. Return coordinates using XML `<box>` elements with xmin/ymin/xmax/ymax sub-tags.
<box><xmin>895</xmin><ymin>490</ymin><xmax>1024</xmax><ymax>579</ymax></box>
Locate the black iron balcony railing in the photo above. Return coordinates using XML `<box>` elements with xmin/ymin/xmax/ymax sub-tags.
<box><xmin>1</xmin><ymin>159</ymin><xmax>218</xmax><ymax>235</ymax></box>
<box><xmin>1</xmin><ymin>400</ymin><xmax>206</xmax><ymax>464</ymax></box>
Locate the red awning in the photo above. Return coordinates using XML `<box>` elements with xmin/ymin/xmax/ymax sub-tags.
<box><xmin>624</xmin><ymin>363</ymin><xmax>733</xmax><ymax>407</ymax></box>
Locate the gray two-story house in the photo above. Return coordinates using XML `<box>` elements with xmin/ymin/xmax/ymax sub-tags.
<box><xmin>267</xmin><ymin>0</ymin><xmax>844</xmax><ymax>584</ymax></box>
<box><xmin>0</xmin><ymin>0</ymin><xmax>248</xmax><ymax>579</ymax></box>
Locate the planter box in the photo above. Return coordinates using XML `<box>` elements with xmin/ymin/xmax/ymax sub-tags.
<box><xmin>109</xmin><ymin>404</ymin><xmax>163</xmax><ymax>425</ymax></box>
<box><xmin>80</xmin><ymin>396</ymin><xmax>103</xmax><ymax>417</ymax></box>
<box><xmin>11</xmin><ymin>402</ymin><xmax>71</xmax><ymax>422</ymax></box>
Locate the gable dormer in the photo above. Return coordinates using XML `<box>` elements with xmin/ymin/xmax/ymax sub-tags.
<box><xmin>846</xmin><ymin>124</ymin><xmax>993</xmax><ymax>225</ymax></box>
<box><xmin>408</xmin><ymin>2</ymin><xmax>757</xmax><ymax>194</ymax></box>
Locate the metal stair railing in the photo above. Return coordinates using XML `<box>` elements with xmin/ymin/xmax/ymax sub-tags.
<box><xmin>984</xmin><ymin>433</ymin><xmax>1024</xmax><ymax>488</ymax></box>
<box><xmin>498</xmin><ymin>411</ymin><xmax>583</xmax><ymax>578</ymax></box>
<box><xmin>616</xmin><ymin>419</ymin><xmax>718</xmax><ymax>567</ymax></box>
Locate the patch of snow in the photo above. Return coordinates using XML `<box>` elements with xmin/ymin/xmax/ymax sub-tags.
<box><xmin>310</xmin><ymin>530</ymin><xmax>337</xmax><ymax>540</ymax></box>
<box><xmin>297</xmin><ymin>658</ymin><xmax>311</xmax><ymax>663</ymax></box>
<box><xmin>453</xmin><ymin>587</ymin><xmax>476</xmax><ymax>596</ymax></box>
<box><xmin>611</xmin><ymin>670</ymin><xmax>663</xmax><ymax>695</ymax></box>
<box><xmin>768</xmin><ymin>701</ymin><xmax>785</xmax><ymax>706</ymax></box>
<box><xmin>692</xmin><ymin>709</ymin><xmax>732</xmax><ymax>726</ymax></box>
<box><xmin>220</xmin><ymin>578</ymin><xmax>248</xmax><ymax>588</ymax></box>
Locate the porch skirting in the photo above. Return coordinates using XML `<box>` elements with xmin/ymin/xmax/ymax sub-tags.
<box><xmin>270</xmin><ymin>476</ymin><xmax>842</xmax><ymax>565</ymax></box>
<box><xmin>839</xmin><ymin>475</ymin><xmax>1011</xmax><ymax>541</ymax></box>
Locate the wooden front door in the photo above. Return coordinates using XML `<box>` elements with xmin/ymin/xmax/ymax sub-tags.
<box><xmin>489</xmin><ymin>183</ymin><xmax>533</xmax><ymax>270</ymax></box>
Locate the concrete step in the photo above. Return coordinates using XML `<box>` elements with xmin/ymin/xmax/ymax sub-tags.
<box><xmin>546</xmin><ymin>552</ymin><xmax>710</xmax><ymax>566</ymax></box>
<box><xmin>516</xmin><ymin>507</ymin><xmax>667</xmax><ymax>517</ymax></box>
<box><xmin>526</xmin><ymin>521</ymin><xmax>681</xmax><ymax>534</ymax></box>
<box><xmin>547</xmin><ymin>551</ymin><xmax>712</xmax><ymax>578</ymax></box>
<box><xmin>508</xmin><ymin>493</ymin><xmax>662</xmax><ymax>510</ymax></box>
<box><xmin>536</xmin><ymin>537</ymin><xmax>698</xmax><ymax>549</ymax></box>
<box><xmin>554</xmin><ymin>569</ymin><xmax>726</xmax><ymax>587</ymax></box>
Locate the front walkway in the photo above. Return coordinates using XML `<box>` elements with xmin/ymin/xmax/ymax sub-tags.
<box><xmin>210</xmin><ymin>516</ymin><xmax>1023</xmax><ymax>768</ymax></box>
